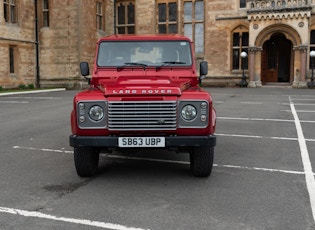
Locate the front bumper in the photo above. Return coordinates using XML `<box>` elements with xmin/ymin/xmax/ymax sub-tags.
<box><xmin>69</xmin><ymin>135</ymin><xmax>216</xmax><ymax>148</ymax></box>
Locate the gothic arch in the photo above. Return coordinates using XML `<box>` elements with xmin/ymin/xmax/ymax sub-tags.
<box><xmin>255</xmin><ymin>24</ymin><xmax>301</xmax><ymax>47</ymax></box>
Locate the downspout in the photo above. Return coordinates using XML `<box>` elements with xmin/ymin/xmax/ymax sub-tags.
<box><xmin>34</xmin><ymin>0</ymin><xmax>40</xmax><ymax>88</ymax></box>
<box><xmin>113</xmin><ymin>0</ymin><xmax>116</xmax><ymax>34</ymax></box>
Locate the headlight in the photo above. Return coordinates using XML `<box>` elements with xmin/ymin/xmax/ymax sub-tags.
<box><xmin>181</xmin><ymin>105</ymin><xmax>197</xmax><ymax>121</ymax></box>
<box><xmin>89</xmin><ymin>105</ymin><xmax>104</xmax><ymax>121</ymax></box>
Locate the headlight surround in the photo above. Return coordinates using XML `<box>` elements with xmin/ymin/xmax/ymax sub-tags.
<box><xmin>89</xmin><ymin>105</ymin><xmax>104</xmax><ymax>121</ymax></box>
<box><xmin>179</xmin><ymin>100</ymin><xmax>209</xmax><ymax>128</ymax></box>
<box><xmin>181</xmin><ymin>105</ymin><xmax>197</xmax><ymax>121</ymax></box>
<box><xmin>77</xmin><ymin>101</ymin><xmax>107</xmax><ymax>129</ymax></box>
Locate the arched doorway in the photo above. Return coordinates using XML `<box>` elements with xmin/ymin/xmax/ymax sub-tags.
<box><xmin>261</xmin><ymin>33</ymin><xmax>293</xmax><ymax>83</ymax></box>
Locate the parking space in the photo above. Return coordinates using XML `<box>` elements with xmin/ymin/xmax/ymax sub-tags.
<box><xmin>0</xmin><ymin>88</ymin><xmax>315</xmax><ymax>230</ymax></box>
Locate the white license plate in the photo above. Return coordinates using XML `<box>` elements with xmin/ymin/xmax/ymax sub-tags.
<box><xmin>118</xmin><ymin>137</ymin><xmax>165</xmax><ymax>148</ymax></box>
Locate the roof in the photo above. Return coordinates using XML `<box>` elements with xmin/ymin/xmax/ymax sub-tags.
<box><xmin>98</xmin><ymin>34</ymin><xmax>192</xmax><ymax>42</ymax></box>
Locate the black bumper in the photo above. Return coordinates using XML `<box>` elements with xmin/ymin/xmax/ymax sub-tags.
<box><xmin>69</xmin><ymin>135</ymin><xmax>216</xmax><ymax>148</ymax></box>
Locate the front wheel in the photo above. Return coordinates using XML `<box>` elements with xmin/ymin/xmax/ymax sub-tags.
<box><xmin>190</xmin><ymin>147</ymin><xmax>214</xmax><ymax>177</ymax></box>
<box><xmin>74</xmin><ymin>147</ymin><xmax>99</xmax><ymax>177</ymax></box>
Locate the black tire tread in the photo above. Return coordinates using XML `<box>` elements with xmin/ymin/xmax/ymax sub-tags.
<box><xmin>190</xmin><ymin>147</ymin><xmax>214</xmax><ymax>177</ymax></box>
<box><xmin>74</xmin><ymin>147</ymin><xmax>99</xmax><ymax>177</ymax></box>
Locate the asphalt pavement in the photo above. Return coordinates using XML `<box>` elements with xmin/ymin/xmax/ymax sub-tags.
<box><xmin>0</xmin><ymin>87</ymin><xmax>314</xmax><ymax>230</ymax></box>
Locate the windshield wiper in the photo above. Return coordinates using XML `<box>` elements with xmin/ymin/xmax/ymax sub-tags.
<box><xmin>117</xmin><ymin>62</ymin><xmax>148</xmax><ymax>71</ymax></box>
<box><xmin>156</xmin><ymin>61</ymin><xmax>186</xmax><ymax>71</ymax></box>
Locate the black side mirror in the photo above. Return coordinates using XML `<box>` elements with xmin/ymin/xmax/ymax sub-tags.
<box><xmin>80</xmin><ymin>62</ymin><xmax>90</xmax><ymax>77</ymax></box>
<box><xmin>199</xmin><ymin>61</ymin><xmax>208</xmax><ymax>85</ymax></box>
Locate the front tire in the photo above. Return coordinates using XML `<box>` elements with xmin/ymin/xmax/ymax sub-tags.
<box><xmin>190</xmin><ymin>147</ymin><xmax>214</xmax><ymax>177</ymax></box>
<box><xmin>74</xmin><ymin>147</ymin><xmax>99</xmax><ymax>177</ymax></box>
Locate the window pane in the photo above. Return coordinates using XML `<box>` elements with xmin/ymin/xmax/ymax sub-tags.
<box><xmin>44</xmin><ymin>12</ymin><xmax>49</xmax><ymax>27</ymax></box>
<box><xmin>233</xmin><ymin>33</ymin><xmax>240</xmax><ymax>46</ymax></box>
<box><xmin>158</xmin><ymin>3</ymin><xmax>166</xmax><ymax>22</ymax></box>
<box><xmin>184</xmin><ymin>24</ymin><xmax>193</xmax><ymax>41</ymax></box>
<box><xmin>4</xmin><ymin>3</ymin><xmax>8</xmax><ymax>22</ymax></box>
<box><xmin>240</xmin><ymin>0</ymin><xmax>246</xmax><ymax>8</ymax></box>
<box><xmin>9</xmin><ymin>47</ymin><xmax>14</xmax><ymax>73</ymax></box>
<box><xmin>242</xmin><ymin>32</ymin><xmax>249</xmax><ymax>46</ymax></box>
<box><xmin>159</xmin><ymin>24</ymin><xmax>166</xmax><ymax>33</ymax></box>
<box><xmin>242</xmin><ymin>49</ymin><xmax>248</xmax><ymax>69</ymax></box>
<box><xmin>195</xmin><ymin>23</ymin><xmax>204</xmax><ymax>53</ymax></box>
<box><xmin>10</xmin><ymin>5</ymin><xmax>16</xmax><ymax>23</ymax></box>
<box><xmin>309</xmin><ymin>47</ymin><xmax>315</xmax><ymax>68</ymax></box>
<box><xmin>195</xmin><ymin>1</ymin><xmax>204</xmax><ymax>20</ymax></box>
<box><xmin>118</xmin><ymin>4</ymin><xmax>125</xmax><ymax>25</ymax></box>
<box><xmin>118</xmin><ymin>27</ymin><xmax>125</xmax><ymax>34</ymax></box>
<box><xmin>311</xmin><ymin>30</ymin><xmax>315</xmax><ymax>44</ymax></box>
<box><xmin>184</xmin><ymin>2</ymin><xmax>192</xmax><ymax>21</ymax></box>
<box><xmin>128</xmin><ymin>3</ymin><xmax>135</xmax><ymax>24</ymax></box>
<box><xmin>233</xmin><ymin>49</ymin><xmax>240</xmax><ymax>70</ymax></box>
<box><xmin>127</xmin><ymin>26</ymin><xmax>135</xmax><ymax>34</ymax></box>
<box><xmin>43</xmin><ymin>0</ymin><xmax>49</xmax><ymax>9</ymax></box>
<box><xmin>169</xmin><ymin>2</ymin><xmax>177</xmax><ymax>22</ymax></box>
<box><xmin>169</xmin><ymin>24</ymin><xmax>177</xmax><ymax>33</ymax></box>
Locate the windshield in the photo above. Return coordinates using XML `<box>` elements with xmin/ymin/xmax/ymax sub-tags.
<box><xmin>97</xmin><ymin>40</ymin><xmax>192</xmax><ymax>67</ymax></box>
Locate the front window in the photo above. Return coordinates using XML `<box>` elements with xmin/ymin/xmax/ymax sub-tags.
<box><xmin>157</xmin><ymin>1</ymin><xmax>178</xmax><ymax>34</ymax></box>
<box><xmin>232</xmin><ymin>32</ymin><xmax>248</xmax><ymax>70</ymax></box>
<box><xmin>97</xmin><ymin>40</ymin><xmax>192</xmax><ymax>67</ymax></box>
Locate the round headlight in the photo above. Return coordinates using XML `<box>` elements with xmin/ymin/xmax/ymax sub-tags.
<box><xmin>181</xmin><ymin>105</ymin><xmax>197</xmax><ymax>121</ymax></box>
<box><xmin>89</xmin><ymin>105</ymin><xmax>104</xmax><ymax>121</ymax></box>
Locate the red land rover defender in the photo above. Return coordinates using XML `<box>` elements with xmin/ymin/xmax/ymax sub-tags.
<box><xmin>70</xmin><ymin>34</ymin><xmax>216</xmax><ymax>177</ymax></box>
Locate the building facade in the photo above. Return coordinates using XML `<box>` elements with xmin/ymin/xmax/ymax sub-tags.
<box><xmin>0</xmin><ymin>0</ymin><xmax>314</xmax><ymax>88</ymax></box>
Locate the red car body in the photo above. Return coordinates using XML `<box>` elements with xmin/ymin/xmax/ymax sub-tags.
<box><xmin>70</xmin><ymin>34</ymin><xmax>216</xmax><ymax>177</ymax></box>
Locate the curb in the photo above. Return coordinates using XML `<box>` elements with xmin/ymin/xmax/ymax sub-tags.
<box><xmin>0</xmin><ymin>88</ymin><xmax>66</xmax><ymax>96</ymax></box>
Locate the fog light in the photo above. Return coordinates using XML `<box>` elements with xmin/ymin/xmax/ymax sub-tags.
<box><xmin>79</xmin><ymin>116</ymin><xmax>85</xmax><ymax>123</ymax></box>
<box><xmin>201</xmin><ymin>115</ymin><xmax>207</xmax><ymax>122</ymax></box>
<box><xmin>201</xmin><ymin>102</ymin><xmax>207</xmax><ymax>109</ymax></box>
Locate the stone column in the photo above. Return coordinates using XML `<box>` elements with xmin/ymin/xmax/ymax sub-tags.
<box><xmin>247</xmin><ymin>47</ymin><xmax>262</xmax><ymax>87</ymax></box>
<box><xmin>248</xmin><ymin>47</ymin><xmax>256</xmax><ymax>88</ymax></box>
<box><xmin>298</xmin><ymin>46</ymin><xmax>308</xmax><ymax>88</ymax></box>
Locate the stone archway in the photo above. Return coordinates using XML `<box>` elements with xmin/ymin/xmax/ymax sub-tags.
<box><xmin>248</xmin><ymin>24</ymin><xmax>305</xmax><ymax>87</ymax></box>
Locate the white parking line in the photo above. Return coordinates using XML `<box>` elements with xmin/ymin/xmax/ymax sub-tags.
<box><xmin>217</xmin><ymin>117</ymin><xmax>294</xmax><ymax>123</ymax></box>
<box><xmin>0</xmin><ymin>207</ymin><xmax>148</xmax><ymax>230</ymax></box>
<box><xmin>217</xmin><ymin>116</ymin><xmax>315</xmax><ymax>123</ymax></box>
<box><xmin>0</xmin><ymin>101</ymin><xmax>29</xmax><ymax>104</ymax></box>
<box><xmin>13</xmin><ymin>146</ymin><xmax>313</xmax><ymax>175</ymax></box>
<box><xmin>289</xmin><ymin>97</ymin><xmax>315</xmax><ymax>222</ymax></box>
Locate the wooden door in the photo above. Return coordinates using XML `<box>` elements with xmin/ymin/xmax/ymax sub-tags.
<box><xmin>261</xmin><ymin>40</ymin><xmax>278</xmax><ymax>83</ymax></box>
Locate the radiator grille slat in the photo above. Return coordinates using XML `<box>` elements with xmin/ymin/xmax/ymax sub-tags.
<box><xmin>108</xmin><ymin>101</ymin><xmax>177</xmax><ymax>130</ymax></box>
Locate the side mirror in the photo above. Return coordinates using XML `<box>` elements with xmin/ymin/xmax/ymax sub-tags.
<box><xmin>80</xmin><ymin>62</ymin><xmax>90</xmax><ymax>77</ymax></box>
<box><xmin>199</xmin><ymin>61</ymin><xmax>208</xmax><ymax>85</ymax></box>
<box><xmin>200</xmin><ymin>61</ymin><xmax>208</xmax><ymax>76</ymax></box>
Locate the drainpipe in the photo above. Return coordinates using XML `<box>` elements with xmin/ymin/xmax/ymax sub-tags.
<box><xmin>113</xmin><ymin>0</ymin><xmax>116</xmax><ymax>34</ymax></box>
<box><xmin>34</xmin><ymin>0</ymin><xmax>40</xmax><ymax>88</ymax></box>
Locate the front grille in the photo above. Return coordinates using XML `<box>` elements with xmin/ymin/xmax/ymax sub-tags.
<box><xmin>108</xmin><ymin>101</ymin><xmax>177</xmax><ymax>130</ymax></box>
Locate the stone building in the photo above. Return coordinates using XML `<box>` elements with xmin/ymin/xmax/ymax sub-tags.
<box><xmin>0</xmin><ymin>0</ymin><xmax>314</xmax><ymax>88</ymax></box>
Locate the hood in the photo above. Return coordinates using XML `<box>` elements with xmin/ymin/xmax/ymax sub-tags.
<box><xmin>98</xmin><ymin>76</ymin><xmax>192</xmax><ymax>96</ymax></box>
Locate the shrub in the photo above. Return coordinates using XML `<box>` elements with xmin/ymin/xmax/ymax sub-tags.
<box><xmin>28</xmin><ymin>84</ymin><xmax>35</xmax><ymax>89</ymax></box>
<box><xmin>18</xmin><ymin>84</ymin><xmax>27</xmax><ymax>90</ymax></box>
